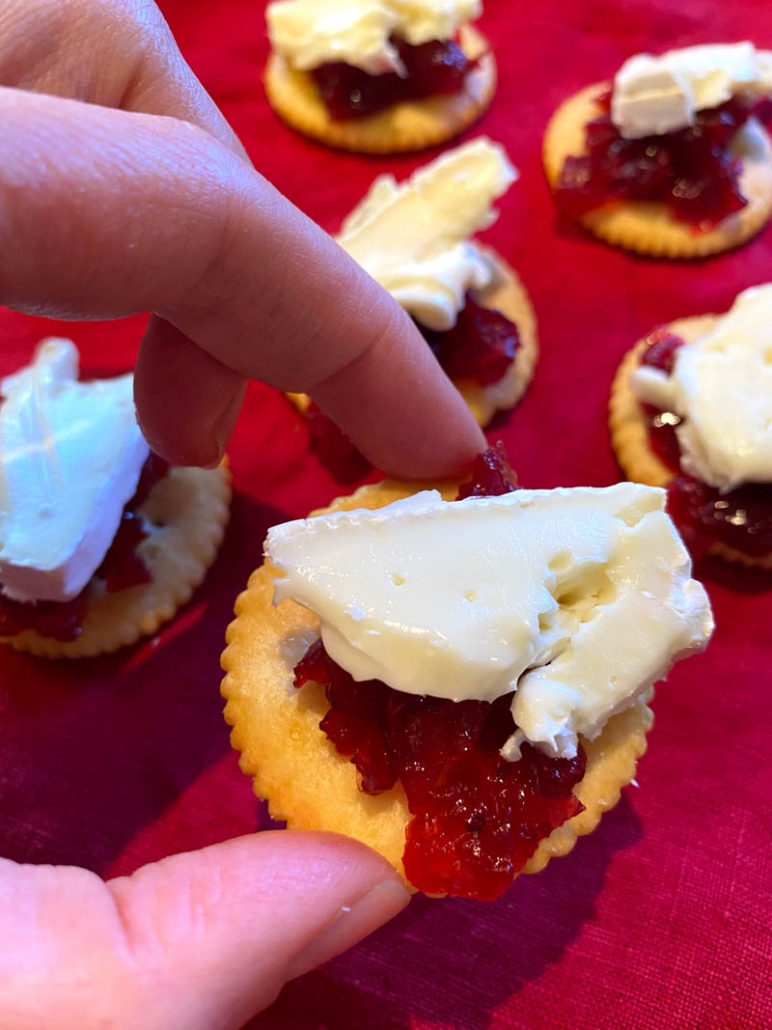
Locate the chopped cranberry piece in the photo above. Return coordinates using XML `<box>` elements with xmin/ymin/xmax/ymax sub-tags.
<box><xmin>132</xmin><ymin>452</ymin><xmax>171</xmax><ymax>509</ymax></box>
<box><xmin>304</xmin><ymin>402</ymin><xmax>372</xmax><ymax>483</ymax></box>
<box><xmin>420</xmin><ymin>294</ymin><xmax>520</xmax><ymax>386</ymax></box>
<box><xmin>640</xmin><ymin>328</ymin><xmax>685</xmax><ymax>375</ymax></box>
<box><xmin>667</xmin><ymin>476</ymin><xmax>772</xmax><ymax>561</ymax></box>
<box><xmin>311</xmin><ymin>37</ymin><xmax>476</xmax><ymax>121</ymax></box>
<box><xmin>96</xmin><ymin>510</ymin><xmax>151</xmax><ymax>593</ymax></box>
<box><xmin>457</xmin><ymin>442</ymin><xmax>519</xmax><ymax>499</ymax></box>
<box><xmin>642</xmin><ymin>405</ymin><xmax>682</xmax><ymax>473</ymax></box>
<box><xmin>295</xmin><ymin>641</ymin><xmax>585</xmax><ymax>899</ymax></box>
<box><xmin>0</xmin><ymin>591</ymin><xmax>89</xmax><ymax>642</ymax></box>
<box><xmin>556</xmin><ymin>97</ymin><xmax>754</xmax><ymax>230</ymax></box>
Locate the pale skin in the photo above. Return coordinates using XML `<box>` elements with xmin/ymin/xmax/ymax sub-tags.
<box><xmin>0</xmin><ymin>1</ymin><xmax>487</xmax><ymax>1027</ymax></box>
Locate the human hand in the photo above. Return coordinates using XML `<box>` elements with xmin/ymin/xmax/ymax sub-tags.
<box><xmin>0</xmin><ymin>831</ymin><xmax>409</xmax><ymax>1029</ymax></box>
<box><xmin>0</xmin><ymin>1</ymin><xmax>436</xmax><ymax>1024</ymax></box>
<box><xmin>0</xmin><ymin>0</ymin><xmax>485</xmax><ymax>477</ymax></box>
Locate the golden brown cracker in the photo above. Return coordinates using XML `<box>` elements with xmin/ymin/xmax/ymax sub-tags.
<box><xmin>609</xmin><ymin>319</ymin><xmax>772</xmax><ymax>569</ymax></box>
<box><xmin>265</xmin><ymin>26</ymin><xmax>496</xmax><ymax>155</ymax></box>
<box><xmin>544</xmin><ymin>83</ymin><xmax>772</xmax><ymax>258</ymax></box>
<box><xmin>222</xmin><ymin>480</ymin><xmax>654</xmax><ymax>892</ymax></box>
<box><xmin>3</xmin><ymin>464</ymin><xmax>231</xmax><ymax>658</ymax></box>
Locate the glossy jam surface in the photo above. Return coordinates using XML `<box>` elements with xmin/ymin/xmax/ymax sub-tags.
<box><xmin>639</xmin><ymin>329</ymin><xmax>685</xmax><ymax>472</ymax></box>
<box><xmin>637</xmin><ymin>331</ymin><xmax>772</xmax><ymax>558</ymax></box>
<box><xmin>420</xmin><ymin>294</ymin><xmax>520</xmax><ymax>387</ymax></box>
<box><xmin>457</xmin><ymin>440</ymin><xmax>519</xmax><ymax>498</ymax></box>
<box><xmin>0</xmin><ymin>454</ymin><xmax>169</xmax><ymax>641</ymax></box>
<box><xmin>557</xmin><ymin>95</ymin><xmax>755</xmax><ymax>229</ymax></box>
<box><xmin>293</xmin><ymin>447</ymin><xmax>588</xmax><ymax>900</ymax></box>
<box><xmin>311</xmin><ymin>37</ymin><xmax>475</xmax><ymax>120</ymax></box>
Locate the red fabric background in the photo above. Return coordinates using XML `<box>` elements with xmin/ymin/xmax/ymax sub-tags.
<box><xmin>1</xmin><ymin>1</ymin><xmax>772</xmax><ymax>1027</ymax></box>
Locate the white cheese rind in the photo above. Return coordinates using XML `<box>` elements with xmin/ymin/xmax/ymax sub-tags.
<box><xmin>267</xmin><ymin>0</ymin><xmax>481</xmax><ymax>75</ymax></box>
<box><xmin>337</xmin><ymin>138</ymin><xmax>517</xmax><ymax>331</ymax></box>
<box><xmin>267</xmin><ymin>484</ymin><xmax>713</xmax><ymax>759</ymax></box>
<box><xmin>612</xmin><ymin>42</ymin><xmax>772</xmax><ymax>139</ymax></box>
<box><xmin>0</xmin><ymin>339</ymin><xmax>149</xmax><ymax>603</ymax></box>
<box><xmin>630</xmin><ymin>284</ymin><xmax>772</xmax><ymax>492</ymax></box>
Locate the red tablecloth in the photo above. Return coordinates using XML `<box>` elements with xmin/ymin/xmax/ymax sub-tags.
<box><xmin>2</xmin><ymin>1</ymin><xmax>772</xmax><ymax>1027</ymax></box>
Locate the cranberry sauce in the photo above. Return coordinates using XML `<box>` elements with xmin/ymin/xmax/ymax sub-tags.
<box><xmin>637</xmin><ymin>330</ymin><xmax>772</xmax><ymax>558</ymax></box>
<box><xmin>302</xmin><ymin>304</ymin><xmax>520</xmax><ymax>482</ymax></box>
<box><xmin>293</xmin><ymin>447</ymin><xmax>588</xmax><ymax>900</ymax></box>
<box><xmin>457</xmin><ymin>439</ymin><xmax>519</xmax><ymax>498</ymax></box>
<box><xmin>0</xmin><ymin>454</ymin><xmax>170</xmax><ymax>641</ymax></box>
<box><xmin>639</xmin><ymin>328</ymin><xmax>685</xmax><ymax>473</ymax></box>
<box><xmin>311</xmin><ymin>37</ymin><xmax>476</xmax><ymax>120</ymax></box>
<box><xmin>419</xmin><ymin>294</ymin><xmax>520</xmax><ymax>387</ymax></box>
<box><xmin>556</xmin><ymin>96</ymin><xmax>756</xmax><ymax>229</ymax></box>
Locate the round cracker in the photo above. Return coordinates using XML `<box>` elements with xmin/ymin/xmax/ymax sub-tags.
<box><xmin>221</xmin><ymin>480</ymin><xmax>654</xmax><ymax>893</ymax></box>
<box><xmin>609</xmin><ymin>321</ymin><xmax>772</xmax><ymax>569</ymax></box>
<box><xmin>287</xmin><ymin>250</ymin><xmax>538</xmax><ymax>432</ymax></box>
<box><xmin>264</xmin><ymin>26</ymin><xmax>496</xmax><ymax>155</ymax></box>
<box><xmin>3</xmin><ymin>464</ymin><xmax>231</xmax><ymax>658</ymax></box>
<box><xmin>543</xmin><ymin>83</ymin><xmax>772</xmax><ymax>258</ymax></box>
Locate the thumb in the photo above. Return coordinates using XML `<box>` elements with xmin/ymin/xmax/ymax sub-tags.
<box><xmin>0</xmin><ymin>831</ymin><xmax>410</xmax><ymax>1030</ymax></box>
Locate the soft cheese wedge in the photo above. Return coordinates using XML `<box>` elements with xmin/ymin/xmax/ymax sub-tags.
<box><xmin>267</xmin><ymin>482</ymin><xmax>713</xmax><ymax>760</ymax></box>
<box><xmin>631</xmin><ymin>284</ymin><xmax>772</xmax><ymax>492</ymax></box>
<box><xmin>0</xmin><ymin>339</ymin><xmax>148</xmax><ymax>603</ymax></box>
<box><xmin>337</xmin><ymin>138</ymin><xmax>517</xmax><ymax>331</ymax></box>
<box><xmin>612</xmin><ymin>42</ymin><xmax>772</xmax><ymax>139</ymax></box>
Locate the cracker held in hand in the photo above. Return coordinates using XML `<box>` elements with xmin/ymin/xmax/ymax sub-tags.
<box><xmin>544</xmin><ymin>43</ymin><xmax>772</xmax><ymax>257</ymax></box>
<box><xmin>610</xmin><ymin>286</ymin><xmax>772</xmax><ymax>568</ymax></box>
<box><xmin>265</xmin><ymin>0</ymin><xmax>496</xmax><ymax>154</ymax></box>
<box><xmin>0</xmin><ymin>339</ymin><xmax>231</xmax><ymax>659</ymax></box>
<box><xmin>222</xmin><ymin>458</ymin><xmax>712</xmax><ymax>899</ymax></box>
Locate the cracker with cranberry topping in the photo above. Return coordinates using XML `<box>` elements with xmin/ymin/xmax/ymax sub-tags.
<box><xmin>544</xmin><ymin>84</ymin><xmax>772</xmax><ymax>258</ymax></box>
<box><xmin>221</xmin><ymin>479</ymin><xmax>653</xmax><ymax>895</ymax></box>
<box><xmin>610</xmin><ymin>321</ymin><xmax>772</xmax><ymax>569</ymax></box>
<box><xmin>3</xmin><ymin>465</ymin><xmax>231</xmax><ymax>658</ymax></box>
<box><xmin>265</xmin><ymin>25</ymin><xmax>496</xmax><ymax>154</ymax></box>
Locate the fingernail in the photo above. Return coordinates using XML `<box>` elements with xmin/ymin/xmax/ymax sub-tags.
<box><xmin>285</xmin><ymin>879</ymin><xmax>410</xmax><ymax>981</ymax></box>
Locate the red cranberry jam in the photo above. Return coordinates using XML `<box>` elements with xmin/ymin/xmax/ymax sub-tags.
<box><xmin>556</xmin><ymin>94</ymin><xmax>758</xmax><ymax>229</ymax></box>
<box><xmin>293</xmin><ymin>446</ymin><xmax>588</xmax><ymax>900</ymax></box>
<box><xmin>311</xmin><ymin>37</ymin><xmax>477</xmax><ymax>120</ymax></box>
<box><xmin>637</xmin><ymin>332</ymin><xmax>772</xmax><ymax>559</ymax></box>
<box><xmin>0</xmin><ymin>454</ymin><xmax>169</xmax><ymax>642</ymax></box>
<box><xmin>419</xmin><ymin>294</ymin><xmax>520</xmax><ymax>387</ymax></box>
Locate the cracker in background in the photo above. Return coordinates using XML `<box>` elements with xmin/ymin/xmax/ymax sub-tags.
<box><xmin>544</xmin><ymin>83</ymin><xmax>772</xmax><ymax>258</ymax></box>
<box><xmin>609</xmin><ymin>320</ymin><xmax>772</xmax><ymax>569</ymax></box>
<box><xmin>265</xmin><ymin>26</ymin><xmax>496</xmax><ymax>154</ymax></box>
<box><xmin>3</xmin><ymin>464</ymin><xmax>231</xmax><ymax>658</ymax></box>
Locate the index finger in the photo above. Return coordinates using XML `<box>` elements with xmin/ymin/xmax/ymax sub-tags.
<box><xmin>0</xmin><ymin>89</ymin><xmax>485</xmax><ymax>476</ymax></box>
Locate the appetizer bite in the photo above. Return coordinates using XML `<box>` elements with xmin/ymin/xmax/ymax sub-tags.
<box><xmin>0</xmin><ymin>340</ymin><xmax>231</xmax><ymax>658</ymax></box>
<box><xmin>611</xmin><ymin>285</ymin><xmax>772</xmax><ymax>567</ymax></box>
<box><xmin>265</xmin><ymin>0</ymin><xmax>496</xmax><ymax>153</ymax></box>
<box><xmin>544</xmin><ymin>43</ymin><xmax>772</xmax><ymax>257</ymax></box>
<box><xmin>222</xmin><ymin>447</ymin><xmax>712</xmax><ymax>900</ymax></box>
